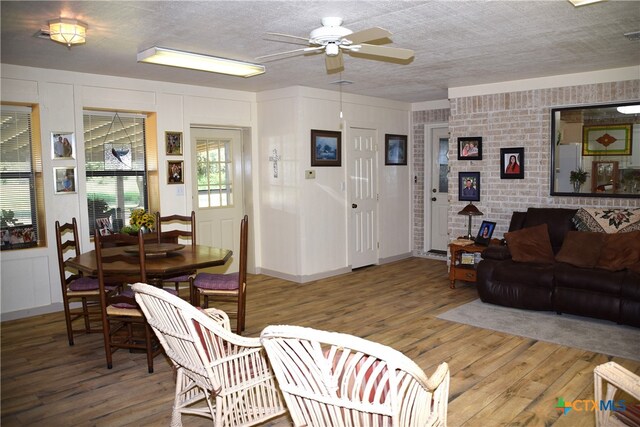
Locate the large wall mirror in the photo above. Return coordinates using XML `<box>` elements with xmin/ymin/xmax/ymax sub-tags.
<box><xmin>551</xmin><ymin>101</ymin><xmax>640</xmax><ymax>198</ymax></box>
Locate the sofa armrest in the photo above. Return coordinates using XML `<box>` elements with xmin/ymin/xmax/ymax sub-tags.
<box><xmin>481</xmin><ymin>245</ymin><xmax>512</xmax><ymax>261</ymax></box>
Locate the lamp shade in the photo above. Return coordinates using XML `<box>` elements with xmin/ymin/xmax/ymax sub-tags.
<box><xmin>458</xmin><ymin>203</ymin><xmax>483</xmax><ymax>216</ymax></box>
<box><xmin>49</xmin><ymin>18</ymin><xmax>87</xmax><ymax>47</ymax></box>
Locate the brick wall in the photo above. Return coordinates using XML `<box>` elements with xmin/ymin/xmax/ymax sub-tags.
<box><xmin>412</xmin><ymin>80</ymin><xmax>640</xmax><ymax>254</ymax></box>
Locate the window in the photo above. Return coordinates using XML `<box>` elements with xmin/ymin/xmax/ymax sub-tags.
<box><xmin>84</xmin><ymin>111</ymin><xmax>148</xmax><ymax>235</ymax></box>
<box><xmin>196</xmin><ymin>137</ymin><xmax>234</xmax><ymax>208</ymax></box>
<box><xmin>0</xmin><ymin>106</ymin><xmax>41</xmax><ymax>250</ymax></box>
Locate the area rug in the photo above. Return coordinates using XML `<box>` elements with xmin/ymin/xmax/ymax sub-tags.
<box><xmin>437</xmin><ymin>299</ymin><xmax>640</xmax><ymax>361</ymax></box>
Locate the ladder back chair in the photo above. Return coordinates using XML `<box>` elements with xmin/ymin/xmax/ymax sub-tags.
<box><xmin>94</xmin><ymin>230</ymin><xmax>162</xmax><ymax>373</ymax></box>
<box><xmin>155</xmin><ymin>211</ymin><xmax>196</xmax><ymax>296</ymax></box>
<box><xmin>55</xmin><ymin>218</ymin><xmax>109</xmax><ymax>346</ymax></box>
<box><xmin>191</xmin><ymin>215</ymin><xmax>248</xmax><ymax>334</ymax></box>
<box><xmin>261</xmin><ymin>325</ymin><xmax>450</xmax><ymax>427</ymax></box>
<box><xmin>132</xmin><ymin>282</ymin><xmax>287</xmax><ymax>427</ymax></box>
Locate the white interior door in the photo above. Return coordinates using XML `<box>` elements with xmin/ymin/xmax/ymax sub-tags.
<box><xmin>427</xmin><ymin>126</ymin><xmax>449</xmax><ymax>252</ymax></box>
<box><xmin>348</xmin><ymin>127</ymin><xmax>378</xmax><ymax>269</ymax></box>
<box><xmin>191</xmin><ymin>127</ymin><xmax>244</xmax><ymax>272</ymax></box>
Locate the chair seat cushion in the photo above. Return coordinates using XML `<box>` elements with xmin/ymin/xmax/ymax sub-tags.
<box><xmin>193</xmin><ymin>272</ymin><xmax>239</xmax><ymax>290</ymax></box>
<box><xmin>113</xmin><ymin>286</ymin><xmax>178</xmax><ymax>308</ymax></box>
<box><xmin>163</xmin><ymin>274</ymin><xmax>193</xmax><ymax>282</ymax></box>
<box><xmin>68</xmin><ymin>276</ymin><xmax>99</xmax><ymax>291</ymax></box>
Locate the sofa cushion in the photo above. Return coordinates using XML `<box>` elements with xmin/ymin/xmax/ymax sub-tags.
<box><xmin>596</xmin><ymin>230</ymin><xmax>640</xmax><ymax>271</ymax></box>
<box><xmin>522</xmin><ymin>208</ymin><xmax>577</xmax><ymax>253</ymax></box>
<box><xmin>554</xmin><ymin>263</ymin><xmax>624</xmax><ymax>295</ymax></box>
<box><xmin>555</xmin><ymin>231</ymin><xmax>605</xmax><ymax>269</ymax></box>
<box><xmin>573</xmin><ymin>207</ymin><xmax>640</xmax><ymax>233</ymax></box>
<box><xmin>504</xmin><ymin>223</ymin><xmax>555</xmax><ymax>264</ymax></box>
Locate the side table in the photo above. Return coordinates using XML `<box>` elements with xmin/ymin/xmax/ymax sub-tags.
<box><xmin>448</xmin><ymin>239</ymin><xmax>500</xmax><ymax>289</ymax></box>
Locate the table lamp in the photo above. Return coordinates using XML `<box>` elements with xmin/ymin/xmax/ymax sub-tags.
<box><xmin>458</xmin><ymin>202</ymin><xmax>483</xmax><ymax>240</ymax></box>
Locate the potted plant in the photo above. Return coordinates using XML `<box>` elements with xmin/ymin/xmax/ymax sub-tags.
<box><xmin>569</xmin><ymin>168</ymin><xmax>588</xmax><ymax>193</ymax></box>
<box><xmin>122</xmin><ymin>208</ymin><xmax>155</xmax><ymax>234</ymax></box>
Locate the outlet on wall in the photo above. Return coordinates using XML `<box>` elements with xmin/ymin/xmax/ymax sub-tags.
<box><xmin>305</xmin><ymin>170</ymin><xmax>316</xmax><ymax>179</ymax></box>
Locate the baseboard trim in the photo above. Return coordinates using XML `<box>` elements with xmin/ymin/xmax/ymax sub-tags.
<box><xmin>2</xmin><ymin>302</ymin><xmax>64</xmax><ymax>322</ymax></box>
<box><xmin>378</xmin><ymin>252</ymin><xmax>413</xmax><ymax>265</ymax></box>
<box><xmin>257</xmin><ymin>266</ymin><xmax>353</xmax><ymax>284</ymax></box>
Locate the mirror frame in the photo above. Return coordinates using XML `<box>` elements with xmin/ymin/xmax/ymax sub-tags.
<box><xmin>550</xmin><ymin>101</ymin><xmax>640</xmax><ymax>199</ymax></box>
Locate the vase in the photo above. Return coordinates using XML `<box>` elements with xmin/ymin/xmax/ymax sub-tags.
<box><xmin>572</xmin><ymin>181</ymin><xmax>582</xmax><ymax>193</ymax></box>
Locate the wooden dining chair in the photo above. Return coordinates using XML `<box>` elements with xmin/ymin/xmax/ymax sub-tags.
<box><xmin>190</xmin><ymin>215</ymin><xmax>248</xmax><ymax>334</ymax></box>
<box><xmin>55</xmin><ymin>218</ymin><xmax>114</xmax><ymax>346</ymax></box>
<box><xmin>155</xmin><ymin>211</ymin><xmax>196</xmax><ymax>296</ymax></box>
<box><xmin>94</xmin><ymin>230</ymin><xmax>162</xmax><ymax>373</ymax></box>
<box><xmin>132</xmin><ymin>282</ymin><xmax>287</xmax><ymax>426</ymax></box>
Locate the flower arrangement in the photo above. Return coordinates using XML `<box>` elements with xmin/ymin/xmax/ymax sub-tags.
<box><xmin>569</xmin><ymin>168</ymin><xmax>588</xmax><ymax>185</ymax></box>
<box><xmin>121</xmin><ymin>208</ymin><xmax>155</xmax><ymax>234</ymax></box>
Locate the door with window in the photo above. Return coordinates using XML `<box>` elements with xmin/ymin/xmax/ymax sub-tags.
<box><xmin>191</xmin><ymin>127</ymin><xmax>244</xmax><ymax>272</ymax></box>
<box><xmin>427</xmin><ymin>126</ymin><xmax>449</xmax><ymax>253</ymax></box>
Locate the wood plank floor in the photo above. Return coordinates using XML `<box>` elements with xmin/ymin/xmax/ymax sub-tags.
<box><xmin>2</xmin><ymin>257</ymin><xmax>639</xmax><ymax>426</ymax></box>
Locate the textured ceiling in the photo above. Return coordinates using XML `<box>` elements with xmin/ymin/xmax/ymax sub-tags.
<box><xmin>1</xmin><ymin>1</ymin><xmax>639</xmax><ymax>103</ymax></box>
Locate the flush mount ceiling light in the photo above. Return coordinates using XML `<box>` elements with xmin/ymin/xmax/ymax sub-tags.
<box><xmin>48</xmin><ymin>18</ymin><xmax>87</xmax><ymax>47</ymax></box>
<box><xmin>617</xmin><ymin>105</ymin><xmax>640</xmax><ymax>114</ymax></box>
<box><xmin>567</xmin><ymin>0</ymin><xmax>606</xmax><ymax>6</ymax></box>
<box><xmin>137</xmin><ymin>46</ymin><xmax>265</xmax><ymax>78</ymax></box>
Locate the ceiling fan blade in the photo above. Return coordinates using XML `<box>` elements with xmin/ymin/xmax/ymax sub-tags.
<box><xmin>256</xmin><ymin>46</ymin><xmax>323</xmax><ymax>60</ymax></box>
<box><xmin>266</xmin><ymin>32</ymin><xmax>311</xmax><ymax>42</ymax></box>
<box><xmin>325</xmin><ymin>51</ymin><xmax>344</xmax><ymax>73</ymax></box>
<box><xmin>346</xmin><ymin>27</ymin><xmax>392</xmax><ymax>44</ymax></box>
<box><xmin>351</xmin><ymin>43</ymin><xmax>414</xmax><ymax>60</ymax></box>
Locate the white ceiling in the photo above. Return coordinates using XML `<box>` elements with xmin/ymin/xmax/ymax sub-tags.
<box><xmin>1</xmin><ymin>1</ymin><xmax>639</xmax><ymax>103</ymax></box>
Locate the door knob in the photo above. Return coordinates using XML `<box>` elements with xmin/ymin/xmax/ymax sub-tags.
<box><xmin>352</xmin><ymin>203</ymin><xmax>358</xmax><ymax>208</ymax></box>
<box><xmin>431</xmin><ymin>197</ymin><xmax>437</xmax><ymax>202</ymax></box>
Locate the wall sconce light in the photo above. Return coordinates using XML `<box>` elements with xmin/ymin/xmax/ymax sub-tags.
<box><xmin>137</xmin><ymin>46</ymin><xmax>266</xmax><ymax>78</ymax></box>
<box><xmin>48</xmin><ymin>18</ymin><xmax>87</xmax><ymax>47</ymax></box>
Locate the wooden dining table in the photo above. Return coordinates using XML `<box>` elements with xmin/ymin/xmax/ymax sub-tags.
<box><xmin>66</xmin><ymin>243</ymin><xmax>232</xmax><ymax>281</ymax></box>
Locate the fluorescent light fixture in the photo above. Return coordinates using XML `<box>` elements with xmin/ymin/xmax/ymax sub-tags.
<box><xmin>137</xmin><ymin>46</ymin><xmax>265</xmax><ymax>77</ymax></box>
<box><xmin>567</xmin><ymin>0</ymin><xmax>606</xmax><ymax>6</ymax></box>
<box><xmin>617</xmin><ymin>105</ymin><xmax>640</xmax><ymax>114</ymax></box>
<box><xmin>48</xmin><ymin>18</ymin><xmax>87</xmax><ymax>47</ymax></box>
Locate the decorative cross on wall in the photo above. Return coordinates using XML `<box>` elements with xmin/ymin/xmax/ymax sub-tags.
<box><xmin>268</xmin><ymin>148</ymin><xmax>281</xmax><ymax>178</ymax></box>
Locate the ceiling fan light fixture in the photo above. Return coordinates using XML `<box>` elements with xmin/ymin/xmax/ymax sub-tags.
<box><xmin>326</xmin><ymin>44</ymin><xmax>340</xmax><ymax>57</ymax></box>
<box><xmin>137</xmin><ymin>47</ymin><xmax>265</xmax><ymax>78</ymax></box>
<box><xmin>48</xmin><ymin>18</ymin><xmax>87</xmax><ymax>47</ymax></box>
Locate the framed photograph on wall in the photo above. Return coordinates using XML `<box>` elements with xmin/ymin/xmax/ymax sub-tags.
<box><xmin>53</xmin><ymin>167</ymin><xmax>77</xmax><ymax>194</ymax></box>
<box><xmin>500</xmin><ymin>147</ymin><xmax>524</xmax><ymax>179</ymax></box>
<box><xmin>385</xmin><ymin>134</ymin><xmax>407</xmax><ymax>165</ymax></box>
<box><xmin>474</xmin><ymin>220</ymin><xmax>496</xmax><ymax>246</ymax></box>
<box><xmin>311</xmin><ymin>129</ymin><xmax>341</xmax><ymax>167</ymax></box>
<box><xmin>51</xmin><ymin>132</ymin><xmax>75</xmax><ymax>160</ymax></box>
<box><xmin>165</xmin><ymin>131</ymin><xmax>183</xmax><ymax>155</ymax></box>
<box><xmin>457</xmin><ymin>137</ymin><xmax>482</xmax><ymax>160</ymax></box>
<box><xmin>168</xmin><ymin>160</ymin><xmax>184</xmax><ymax>184</ymax></box>
<box><xmin>459</xmin><ymin>171</ymin><xmax>480</xmax><ymax>202</ymax></box>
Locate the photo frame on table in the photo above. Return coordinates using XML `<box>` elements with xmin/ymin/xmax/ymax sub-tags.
<box><xmin>165</xmin><ymin>131</ymin><xmax>183</xmax><ymax>155</ymax></box>
<box><xmin>385</xmin><ymin>134</ymin><xmax>407</xmax><ymax>165</ymax></box>
<box><xmin>168</xmin><ymin>160</ymin><xmax>184</xmax><ymax>184</ymax></box>
<box><xmin>474</xmin><ymin>220</ymin><xmax>496</xmax><ymax>246</ymax></box>
<box><xmin>459</xmin><ymin>171</ymin><xmax>480</xmax><ymax>202</ymax></box>
<box><xmin>51</xmin><ymin>132</ymin><xmax>75</xmax><ymax>160</ymax></box>
<box><xmin>500</xmin><ymin>147</ymin><xmax>525</xmax><ymax>179</ymax></box>
<box><xmin>95</xmin><ymin>217</ymin><xmax>114</xmax><ymax>236</ymax></box>
<box><xmin>53</xmin><ymin>167</ymin><xmax>77</xmax><ymax>194</ymax></box>
<box><xmin>457</xmin><ymin>137</ymin><xmax>482</xmax><ymax>160</ymax></box>
<box><xmin>1</xmin><ymin>225</ymin><xmax>37</xmax><ymax>250</ymax></box>
<box><xmin>582</xmin><ymin>124</ymin><xmax>632</xmax><ymax>156</ymax></box>
<box><xmin>311</xmin><ymin>129</ymin><xmax>341</xmax><ymax>167</ymax></box>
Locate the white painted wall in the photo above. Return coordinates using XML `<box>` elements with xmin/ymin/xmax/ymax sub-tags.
<box><xmin>0</xmin><ymin>64</ymin><xmax>258</xmax><ymax>319</ymax></box>
<box><xmin>257</xmin><ymin>87</ymin><xmax>412</xmax><ymax>282</ymax></box>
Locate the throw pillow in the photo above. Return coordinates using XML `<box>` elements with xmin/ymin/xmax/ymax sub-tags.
<box><xmin>573</xmin><ymin>208</ymin><xmax>640</xmax><ymax>233</ymax></box>
<box><xmin>596</xmin><ymin>230</ymin><xmax>640</xmax><ymax>271</ymax></box>
<box><xmin>555</xmin><ymin>231</ymin><xmax>605</xmax><ymax>268</ymax></box>
<box><xmin>504</xmin><ymin>223</ymin><xmax>555</xmax><ymax>264</ymax></box>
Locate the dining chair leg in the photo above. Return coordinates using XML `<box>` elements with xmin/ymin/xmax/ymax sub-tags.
<box><xmin>62</xmin><ymin>295</ymin><xmax>74</xmax><ymax>346</ymax></box>
<box><xmin>81</xmin><ymin>297</ymin><xmax>91</xmax><ymax>332</ymax></box>
<box><xmin>102</xmin><ymin>317</ymin><xmax>113</xmax><ymax>369</ymax></box>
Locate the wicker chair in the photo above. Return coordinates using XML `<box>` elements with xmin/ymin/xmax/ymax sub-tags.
<box><xmin>132</xmin><ymin>282</ymin><xmax>287</xmax><ymax>427</ymax></box>
<box><xmin>260</xmin><ymin>325</ymin><xmax>450</xmax><ymax>427</ymax></box>
<box><xmin>155</xmin><ymin>211</ymin><xmax>196</xmax><ymax>295</ymax></box>
<box><xmin>191</xmin><ymin>215</ymin><xmax>248</xmax><ymax>334</ymax></box>
<box><xmin>594</xmin><ymin>361</ymin><xmax>640</xmax><ymax>426</ymax></box>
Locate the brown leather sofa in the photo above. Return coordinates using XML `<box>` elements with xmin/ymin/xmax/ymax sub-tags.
<box><xmin>476</xmin><ymin>208</ymin><xmax>640</xmax><ymax>328</ymax></box>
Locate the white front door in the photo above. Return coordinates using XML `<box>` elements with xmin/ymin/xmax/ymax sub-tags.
<box><xmin>427</xmin><ymin>125</ymin><xmax>449</xmax><ymax>252</ymax></box>
<box><xmin>348</xmin><ymin>127</ymin><xmax>378</xmax><ymax>269</ymax></box>
<box><xmin>191</xmin><ymin>127</ymin><xmax>244</xmax><ymax>272</ymax></box>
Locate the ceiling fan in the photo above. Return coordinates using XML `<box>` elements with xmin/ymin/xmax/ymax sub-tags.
<box><xmin>256</xmin><ymin>17</ymin><xmax>415</xmax><ymax>73</ymax></box>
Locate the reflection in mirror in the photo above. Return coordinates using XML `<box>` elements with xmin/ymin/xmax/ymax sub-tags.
<box><xmin>551</xmin><ymin>102</ymin><xmax>640</xmax><ymax>198</ymax></box>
